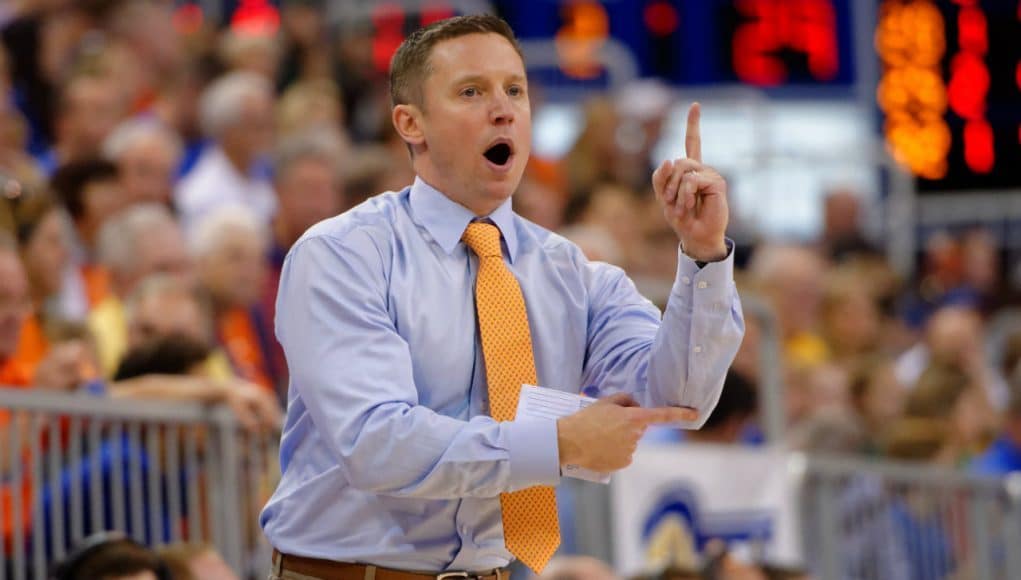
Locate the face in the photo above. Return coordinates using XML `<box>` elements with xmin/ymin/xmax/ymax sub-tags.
<box><xmin>119</xmin><ymin>137</ymin><xmax>178</xmax><ymax>206</ymax></box>
<box><xmin>23</xmin><ymin>209</ymin><xmax>70</xmax><ymax>299</ymax></box>
<box><xmin>128</xmin><ymin>291</ymin><xmax>208</xmax><ymax>350</ymax></box>
<box><xmin>396</xmin><ymin>33</ymin><xmax>531</xmax><ymax>215</ymax></box>
<box><xmin>198</xmin><ymin>228</ymin><xmax>268</xmax><ymax>307</ymax></box>
<box><xmin>63</xmin><ymin>78</ymin><xmax>122</xmax><ymax>157</ymax></box>
<box><xmin>129</xmin><ymin>223</ymin><xmax>194</xmax><ymax>294</ymax></box>
<box><xmin>275</xmin><ymin>157</ymin><xmax>342</xmax><ymax>243</ymax></box>
<box><xmin>81</xmin><ymin>178</ymin><xmax>127</xmax><ymax>244</ymax></box>
<box><xmin>222</xmin><ymin>93</ymin><xmax>274</xmax><ymax>163</ymax></box>
<box><xmin>0</xmin><ymin>252</ymin><xmax>30</xmax><ymax>358</ymax></box>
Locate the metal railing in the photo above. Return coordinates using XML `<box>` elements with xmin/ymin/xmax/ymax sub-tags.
<box><xmin>0</xmin><ymin>388</ymin><xmax>278</xmax><ymax>580</ymax></box>
<box><xmin>570</xmin><ymin>445</ymin><xmax>1021</xmax><ymax>579</ymax></box>
<box><xmin>798</xmin><ymin>453</ymin><xmax>1021</xmax><ymax>580</ymax></box>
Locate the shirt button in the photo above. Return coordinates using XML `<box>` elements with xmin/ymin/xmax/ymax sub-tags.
<box><xmin>694</xmin><ymin>345</ymin><xmax>703</xmax><ymax>353</ymax></box>
<box><xmin>697</xmin><ymin>281</ymin><xmax>709</xmax><ymax>289</ymax></box>
<box><xmin>682</xmin><ymin>276</ymin><xmax>691</xmax><ymax>285</ymax></box>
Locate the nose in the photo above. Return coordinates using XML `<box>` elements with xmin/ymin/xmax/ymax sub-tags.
<box><xmin>489</xmin><ymin>93</ymin><xmax>514</xmax><ymax>126</ymax></box>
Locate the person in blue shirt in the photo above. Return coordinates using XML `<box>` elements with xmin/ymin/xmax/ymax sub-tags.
<box><xmin>261</xmin><ymin>14</ymin><xmax>744</xmax><ymax>580</ymax></box>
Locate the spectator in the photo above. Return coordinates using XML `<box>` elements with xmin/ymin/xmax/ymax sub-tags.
<box><xmin>175</xmin><ymin>71</ymin><xmax>276</xmax><ymax>237</ymax></box>
<box><xmin>90</xmin><ymin>203</ymin><xmax>192</xmax><ymax>376</ymax></box>
<box><xmin>43</xmin><ymin>72</ymin><xmax>125</xmax><ymax>172</ymax></box>
<box><xmin>820</xmin><ymin>267</ymin><xmax>881</xmax><ymax>368</ymax></box>
<box><xmin>123</xmin><ymin>274</ymin><xmax>234</xmax><ymax>382</ymax></box>
<box><xmin>192</xmin><ymin>207</ymin><xmax>276</xmax><ymax>392</ymax></box>
<box><xmin>819</xmin><ymin>187</ymin><xmax>875</xmax><ymax>261</ymax></box>
<box><xmin>748</xmin><ymin>244</ymin><xmax>829</xmax><ymax>368</ymax></box>
<box><xmin>849</xmin><ymin>355</ymin><xmax>905</xmax><ymax>453</ymax></box>
<box><xmin>50</xmin><ymin>157</ymin><xmax>125</xmax><ymax>258</ymax></box>
<box><xmin>687</xmin><ymin>371</ymin><xmax>758</xmax><ymax>444</ymax></box>
<box><xmin>102</xmin><ymin>117</ymin><xmax>183</xmax><ymax>208</ymax></box>
<box><xmin>51</xmin><ymin>531</ymin><xmax>168</xmax><ymax>580</ymax></box>
<box><xmin>895</xmin><ymin>305</ymin><xmax>1007</xmax><ymax>409</ymax></box>
<box><xmin>275</xmin><ymin>78</ymin><xmax>344</xmax><ymax>138</ymax></box>
<box><xmin>157</xmin><ymin>543</ymin><xmax>239</xmax><ymax>580</ymax></box>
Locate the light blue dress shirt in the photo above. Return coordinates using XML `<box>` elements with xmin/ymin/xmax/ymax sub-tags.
<box><xmin>260</xmin><ymin>177</ymin><xmax>744</xmax><ymax>572</ymax></box>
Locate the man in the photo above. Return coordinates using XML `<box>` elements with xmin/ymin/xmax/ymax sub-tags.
<box><xmin>89</xmin><ymin>204</ymin><xmax>193</xmax><ymax>376</ymax></box>
<box><xmin>174</xmin><ymin>71</ymin><xmax>276</xmax><ymax>238</ymax></box>
<box><xmin>43</xmin><ymin>73</ymin><xmax>126</xmax><ymax>173</ymax></box>
<box><xmin>262</xmin><ymin>15</ymin><xmax>743</xmax><ymax>579</ymax></box>
<box><xmin>103</xmin><ymin>117</ymin><xmax>183</xmax><ymax>208</ymax></box>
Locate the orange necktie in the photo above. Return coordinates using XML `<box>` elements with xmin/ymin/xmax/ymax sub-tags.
<box><xmin>462</xmin><ymin>222</ymin><xmax>560</xmax><ymax>574</ymax></box>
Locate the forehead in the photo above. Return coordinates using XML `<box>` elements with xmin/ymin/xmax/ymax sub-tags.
<box><xmin>425</xmin><ymin>32</ymin><xmax>525</xmax><ymax>83</ymax></box>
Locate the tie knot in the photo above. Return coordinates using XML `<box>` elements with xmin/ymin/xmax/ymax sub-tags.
<box><xmin>462</xmin><ymin>222</ymin><xmax>503</xmax><ymax>258</ymax></box>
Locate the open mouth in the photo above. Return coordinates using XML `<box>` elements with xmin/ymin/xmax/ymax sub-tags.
<box><xmin>483</xmin><ymin>142</ymin><xmax>513</xmax><ymax>167</ymax></box>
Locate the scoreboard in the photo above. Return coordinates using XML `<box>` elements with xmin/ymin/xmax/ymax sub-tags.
<box><xmin>876</xmin><ymin>0</ymin><xmax>1021</xmax><ymax>191</ymax></box>
<box><xmin>182</xmin><ymin>0</ymin><xmax>1021</xmax><ymax>190</ymax></box>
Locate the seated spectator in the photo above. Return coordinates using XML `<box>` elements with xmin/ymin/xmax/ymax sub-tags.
<box><xmin>904</xmin><ymin>362</ymin><xmax>994</xmax><ymax>464</ymax></box>
<box><xmin>820</xmin><ymin>267</ymin><xmax>881</xmax><ymax>369</ymax></box>
<box><xmin>51</xmin><ymin>531</ymin><xmax>167</xmax><ymax>580</ymax></box>
<box><xmin>9</xmin><ymin>192</ymin><xmax>69</xmax><ymax>373</ymax></box>
<box><xmin>50</xmin><ymin>158</ymin><xmax>128</xmax><ymax>315</ymax></box>
<box><xmin>192</xmin><ymin>207</ymin><xmax>276</xmax><ymax>393</ymax></box>
<box><xmin>174</xmin><ymin>72</ymin><xmax>276</xmax><ymax>238</ymax></box>
<box><xmin>686</xmin><ymin>370</ymin><xmax>758</xmax><ymax>445</ymax></box>
<box><xmin>89</xmin><ymin>204</ymin><xmax>192</xmax><ymax>377</ymax></box>
<box><xmin>849</xmin><ymin>355</ymin><xmax>905</xmax><ymax>454</ymax></box>
<box><xmin>156</xmin><ymin>543</ymin><xmax>239</xmax><ymax>580</ymax></box>
<box><xmin>747</xmin><ymin>244</ymin><xmax>830</xmax><ymax>368</ymax></box>
<box><xmin>102</xmin><ymin>117</ymin><xmax>183</xmax><ymax>208</ymax></box>
<box><xmin>42</xmin><ymin>73</ymin><xmax>126</xmax><ymax>173</ymax></box>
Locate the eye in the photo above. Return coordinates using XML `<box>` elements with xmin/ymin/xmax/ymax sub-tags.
<box><xmin>507</xmin><ymin>84</ymin><xmax>525</xmax><ymax>97</ymax></box>
<box><xmin>461</xmin><ymin>87</ymin><xmax>479</xmax><ymax>97</ymax></box>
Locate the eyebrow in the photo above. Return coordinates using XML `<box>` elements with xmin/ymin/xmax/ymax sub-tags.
<box><xmin>451</xmin><ymin>73</ymin><xmax>527</xmax><ymax>86</ymax></box>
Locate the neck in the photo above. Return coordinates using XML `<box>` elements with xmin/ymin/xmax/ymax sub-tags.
<box><xmin>220</xmin><ymin>145</ymin><xmax>251</xmax><ymax>176</ymax></box>
<box><xmin>414</xmin><ymin>164</ymin><xmax>503</xmax><ymax>218</ymax></box>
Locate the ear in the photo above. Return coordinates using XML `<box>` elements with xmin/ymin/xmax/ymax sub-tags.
<box><xmin>392</xmin><ymin>104</ymin><xmax>425</xmax><ymax>149</ymax></box>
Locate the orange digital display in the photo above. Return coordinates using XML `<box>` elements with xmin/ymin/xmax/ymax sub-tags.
<box><xmin>878</xmin><ymin>0</ymin><xmax>1021</xmax><ymax>189</ymax></box>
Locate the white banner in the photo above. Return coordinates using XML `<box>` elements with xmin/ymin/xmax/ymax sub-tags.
<box><xmin>610</xmin><ymin>443</ymin><xmax>803</xmax><ymax>576</ymax></box>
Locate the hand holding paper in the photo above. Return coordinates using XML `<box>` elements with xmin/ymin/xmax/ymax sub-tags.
<box><xmin>517</xmin><ymin>385</ymin><xmax>698</xmax><ymax>481</ymax></box>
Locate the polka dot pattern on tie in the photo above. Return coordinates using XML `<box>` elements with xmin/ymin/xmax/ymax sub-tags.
<box><xmin>462</xmin><ymin>221</ymin><xmax>561</xmax><ymax>574</ymax></box>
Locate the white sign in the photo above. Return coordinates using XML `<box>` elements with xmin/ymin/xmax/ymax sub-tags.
<box><xmin>610</xmin><ymin>443</ymin><xmax>803</xmax><ymax>576</ymax></box>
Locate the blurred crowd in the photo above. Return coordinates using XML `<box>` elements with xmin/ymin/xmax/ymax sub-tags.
<box><xmin>2</xmin><ymin>0</ymin><xmax>1021</xmax><ymax>577</ymax></box>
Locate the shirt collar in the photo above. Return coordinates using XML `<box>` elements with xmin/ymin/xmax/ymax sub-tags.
<box><xmin>408</xmin><ymin>176</ymin><xmax>519</xmax><ymax>262</ymax></box>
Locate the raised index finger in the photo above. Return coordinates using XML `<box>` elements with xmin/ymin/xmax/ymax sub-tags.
<box><xmin>685</xmin><ymin>102</ymin><xmax>702</xmax><ymax>163</ymax></box>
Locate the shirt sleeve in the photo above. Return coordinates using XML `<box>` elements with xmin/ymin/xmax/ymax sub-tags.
<box><xmin>277</xmin><ymin>233</ymin><xmax>560</xmax><ymax>500</ymax></box>
<box><xmin>579</xmin><ymin>241</ymin><xmax>744</xmax><ymax>428</ymax></box>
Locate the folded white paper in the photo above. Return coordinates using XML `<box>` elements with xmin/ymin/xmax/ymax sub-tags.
<box><xmin>516</xmin><ymin>384</ymin><xmax>611</xmax><ymax>484</ymax></box>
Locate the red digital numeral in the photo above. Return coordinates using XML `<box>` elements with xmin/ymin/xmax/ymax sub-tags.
<box><xmin>732</xmin><ymin>0</ymin><xmax>838</xmax><ymax>86</ymax></box>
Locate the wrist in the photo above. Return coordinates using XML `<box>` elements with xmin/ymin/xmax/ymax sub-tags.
<box><xmin>556</xmin><ymin>417</ymin><xmax>580</xmax><ymax>467</ymax></box>
<box><xmin>681</xmin><ymin>240</ymin><xmax>728</xmax><ymax>262</ymax></box>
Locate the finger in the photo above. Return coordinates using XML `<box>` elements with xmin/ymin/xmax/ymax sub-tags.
<box><xmin>600</xmin><ymin>392</ymin><xmax>639</xmax><ymax>407</ymax></box>
<box><xmin>685</xmin><ymin>102</ymin><xmax>702</xmax><ymax>163</ymax></box>
<box><xmin>664</xmin><ymin>163</ymin><xmax>685</xmax><ymax>204</ymax></box>
<box><xmin>680</xmin><ymin>172</ymin><xmax>698</xmax><ymax>210</ymax></box>
<box><xmin>652</xmin><ymin>159</ymin><xmax>670</xmax><ymax>197</ymax></box>
<box><xmin>631</xmin><ymin>406</ymin><xmax>699</xmax><ymax>425</ymax></box>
